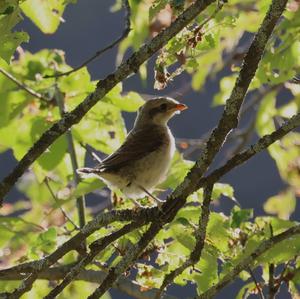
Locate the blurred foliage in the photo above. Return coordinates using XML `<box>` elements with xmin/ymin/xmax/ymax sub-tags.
<box><xmin>0</xmin><ymin>0</ymin><xmax>299</xmax><ymax>298</ymax></box>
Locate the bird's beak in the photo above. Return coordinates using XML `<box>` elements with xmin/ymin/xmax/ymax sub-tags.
<box><xmin>174</xmin><ymin>103</ymin><xmax>188</xmax><ymax>111</ymax></box>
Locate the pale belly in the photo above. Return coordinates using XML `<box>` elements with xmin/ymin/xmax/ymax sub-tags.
<box><xmin>122</xmin><ymin>132</ymin><xmax>175</xmax><ymax>199</ymax></box>
<box><xmin>98</xmin><ymin>128</ymin><xmax>175</xmax><ymax>199</ymax></box>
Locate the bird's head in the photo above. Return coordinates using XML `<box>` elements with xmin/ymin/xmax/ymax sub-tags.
<box><xmin>134</xmin><ymin>97</ymin><xmax>187</xmax><ymax>127</ymax></box>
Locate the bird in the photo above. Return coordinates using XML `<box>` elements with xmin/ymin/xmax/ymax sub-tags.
<box><xmin>77</xmin><ymin>97</ymin><xmax>187</xmax><ymax>207</ymax></box>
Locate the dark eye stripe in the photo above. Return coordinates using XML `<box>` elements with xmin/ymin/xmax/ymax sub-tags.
<box><xmin>148</xmin><ymin>107</ymin><xmax>161</xmax><ymax>118</ymax></box>
<box><xmin>160</xmin><ymin>103</ymin><xmax>167</xmax><ymax>111</ymax></box>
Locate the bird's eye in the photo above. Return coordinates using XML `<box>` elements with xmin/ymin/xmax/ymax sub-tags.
<box><xmin>160</xmin><ymin>103</ymin><xmax>167</xmax><ymax>111</ymax></box>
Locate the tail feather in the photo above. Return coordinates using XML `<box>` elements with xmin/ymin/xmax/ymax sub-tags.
<box><xmin>76</xmin><ymin>167</ymin><xmax>100</xmax><ymax>178</ymax></box>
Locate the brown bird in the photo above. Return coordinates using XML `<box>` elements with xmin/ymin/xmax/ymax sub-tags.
<box><xmin>77</xmin><ymin>97</ymin><xmax>187</xmax><ymax>206</ymax></box>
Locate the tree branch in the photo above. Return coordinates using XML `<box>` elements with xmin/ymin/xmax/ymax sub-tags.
<box><xmin>0</xmin><ymin>265</ymin><xmax>177</xmax><ymax>299</ymax></box>
<box><xmin>44</xmin><ymin>221</ymin><xmax>146</xmax><ymax>298</ymax></box>
<box><xmin>0</xmin><ymin>67</ymin><xmax>49</xmax><ymax>102</ymax></box>
<box><xmin>248</xmin><ymin>267</ymin><xmax>265</xmax><ymax>299</ymax></box>
<box><xmin>199</xmin><ymin>112</ymin><xmax>300</xmax><ymax>188</ymax></box>
<box><xmin>155</xmin><ymin>184</ymin><xmax>214</xmax><ymax>299</ymax></box>
<box><xmin>0</xmin><ymin>0</ymin><xmax>216</xmax><ymax>205</ymax></box>
<box><xmin>84</xmin><ymin>1</ymin><xmax>289</xmax><ymax>296</ymax></box>
<box><xmin>197</xmin><ymin>224</ymin><xmax>300</xmax><ymax>299</ymax></box>
<box><xmin>0</xmin><ymin>207</ymin><xmax>158</xmax><ymax>277</ymax></box>
<box><xmin>2</xmin><ymin>109</ymin><xmax>298</xmax><ymax>297</ymax></box>
<box><xmin>54</xmin><ymin>85</ymin><xmax>86</xmax><ymax>230</ymax></box>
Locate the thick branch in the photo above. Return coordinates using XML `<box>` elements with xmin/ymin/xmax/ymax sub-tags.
<box><xmin>0</xmin><ymin>266</ymin><xmax>176</xmax><ymax>299</ymax></box>
<box><xmin>0</xmin><ymin>207</ymin><xmax>158</xmax><ymax>277</ymax></box>
<box><xmin>0</xmin><ymin>0</ymin><xmax>216</xmax><ymax>205</ymax></box>
<box><xmin>200</xmin><ymin>112</ymin><xmax>300</xmax><ymax>187</ymax></box>
<box><xmin>198</xmin><ymin>224</ymin><xmax>300</xmax><ymax>298</ymax></box>
<box><xmin>85</xmin><ymin>0</ymin><xmax>288</xmax><ymax>296</ymax></box>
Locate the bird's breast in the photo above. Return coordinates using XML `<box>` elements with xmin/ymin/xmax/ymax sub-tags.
<box><xmin>129</xmin><ymin>127</ymin><xmax>175</xmax><ymax>191</ymax></box>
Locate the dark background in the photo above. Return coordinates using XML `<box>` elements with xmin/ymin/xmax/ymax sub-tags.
<box><xmin>1</xmin><ymin>0</ymin><xmax>298</xmax><ymax>298</ymax></box>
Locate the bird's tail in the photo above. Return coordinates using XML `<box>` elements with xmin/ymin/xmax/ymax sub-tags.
<box><xmin>76</xmin><ymin>167</ymin><xmax>100</xmax><ymax>178</ymax></box>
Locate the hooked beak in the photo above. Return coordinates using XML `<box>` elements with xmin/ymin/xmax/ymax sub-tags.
<box><xmin>174</xmin><ymin>103</ymin><xmax>188</xmax><ymax>111</ymax></box>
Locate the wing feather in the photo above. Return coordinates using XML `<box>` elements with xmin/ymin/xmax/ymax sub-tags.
<box><xmin>97</xmin><ymin>125</ymin><xmax>165</xmax><ymax>172</ymax></box>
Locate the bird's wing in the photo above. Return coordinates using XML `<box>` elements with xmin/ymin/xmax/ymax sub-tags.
<box><xmin>97</xmin><ymin>125</ymin><xmax>165</xmax><ymax>172</ymax></box>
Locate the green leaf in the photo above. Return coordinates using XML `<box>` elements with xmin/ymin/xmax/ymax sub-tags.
<box><xmin>236</xmin><ymin>282</ymin><xmax>256</xmax><ymax>299</ymax></box>
<box><xmin>31</xmin><ymin>117</ymin><xmax>68</xmax><ymax>171</ymax></box>
<box><xmin>0</xmin><ymin>90</ymin><xmax>29</xmax><ymax>127</ymax></box>
<box><xmin>212</xmin><ymin>183</ymin><xmax>239</xmax><ymax>205</ymax></box>
<box><xmin>72</xmin><ymin>177</ymin><xmax>105</xmax><ymax>198</ymax></box>
<box><xmin>30</xmin><ymin>227</ymin><xmax>57</xmax><ymax>256</ymax></box>
<box><xmin>207</xmin><ymin>212</ymin><xmax>230</xmax><ymax>252</ymax></box>
<box><xmin>258</xmin><ymin>234</ymin><xmax>300</xmax><ymax>264</ymax></box>
<box><xmin>104</xmin><ymin>85</ymin><xmax>145</xmax><ymax>112</ymax></box>
<box><xmin>256</xmin><ymin>91</ymin><xmax>277</xmax><ymax>136</ymax></box>
<box><xmin>161</xmin><ymin>152</ymin><xmax>193</xmax><ymax>189</ymax></box>
<box><xmin>58</xmin><ymin>67</ymin><xmax>94</xmax><ymax>95</ymax></box>
<box><xmin>21</xmin><ymin>0</ymin><xmax>67</xmax><ymax>34</ymax></box>
<box><xmin>213</xmin><ymin>76</ymin><xmax>236</xmax><ymax>106</ymax></box>
<box><xmin>193</xmin><ymin>251</ymin><xmax>218</xmax><ymax>294</ymax></box>
<box><xmin>74</xmin><ymin>101</ymin><xmax>127</xmax><ymax>154</ymax></box>
<box><xmin>264</xmin><ymin>189</ymin><xmax>296</xmax><ymax>220</ymax></box>
<box><xmin>0</xmin><ymin>2</ymin><xmax>29</xmax><ymax>62</ymax></box>
<box><xmin>0</xmin><ymin>32</ymin><xmax>29</xmax><ymax>63</ymax></box>
<box><xmin>230</xmin><ymin>206</ymin><xmax>253</xmax><ymax>228</ymax></box>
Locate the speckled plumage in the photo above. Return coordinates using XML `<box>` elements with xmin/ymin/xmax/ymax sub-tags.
<box><xmin>77</xmin><ymin>97</ymin><xmax>186</xmax><ymax>203</ymax></box>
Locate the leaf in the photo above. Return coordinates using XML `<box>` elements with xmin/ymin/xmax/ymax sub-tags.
<box><xmin>74</xmin><ymin>101</ymin><xmax>127</xmax><ymax>154</ymax></box>
<box><xmin>0</xmin><ymin>2</ymin><xmax>29</xmax><ymax>62</ymax></box>
<box><xmin>193</xmin><ymin>251</ymin><xmax>218</xmax><ymax>294</ymax></box>
<box><xmin>213</xmin><ymin>75</ymin><xmax>237</xmax><ymax>106</ymax></box>
<box><xmin>104</xmin><ymin>85</ymin><xmax>145</xmax><ymax>112</ymax></box>
<box><xmin>0</xmin><ymin>31</ymin><xmax>29</xmax><ymax>63</ymax></box>
<box><xmin>30</xmin><ymin>227</ymin><xmax>57</xmax><ymax>256</ymax></box>
<box><xmin>58</xmin><ymin>67</ymin><xmax>94</xmax><ymax>95</ymax></box>
<box><xmin>72</xmin><ymin>177</ymin><xmax>105</xmax><ymax>198</ymax></box>
<box><xmin>206</xmin><ymin>212</ymin><xmax>230</xmax><ymax>252</ymax></box>
<box><xmin>264</xmin><ymin>189</ymin><xmax>296</xmax><ymax>220</ymax></box>
<box><xmin>236</xmin><ymin>282</ymin><xmax>256</xmax><ymax>299</ymax></box>
<box><xmin>21</xmin><ymin>0</ymin><xmax>67</xmax><ymax>34</ymax></box>
<box><xmin>258</xmin><ymin>234</ymin><xmax>300</xmax><ymax>264</ymax></box>
<box><xmin>160</xmin><ymin>152</ymin><xmax>193</xmax><ymax>189</ymax></box>
<box><xmin>212</xmin><ymin>183</ymin><xmax>239</xmax><ymax>205</ymax></box>
<box><xmin>31</xmin><ymin>117</ymin><xmax>68</xmax><ymax>171</ymax></box>
<box><xmin>230</xmin><ymin>206</ymin><xmax>253</xmax><ymax>228</ymax></box>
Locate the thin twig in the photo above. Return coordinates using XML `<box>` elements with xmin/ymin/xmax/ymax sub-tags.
<box><xmin>226</xmin><ymin>116</ymin><xmax>256</xmax><ymax>158</ymax></box>
<box><xmin>44</xmin><ymin>0</ymin><xmax>131</xmax><ymax>78</ymax></box>
<box><xmin>247</xmin><ymin>267</ymin><xmax>265</xmax><ymax>299</ymax></box>
<box><xmin>268</xmin><ymin>263</ymin><xmax>276</xmax><ymax>299</ymax></box>
<box><xmin>44</xmin><ymin>177</ymin><xmax>79</xmax><ymax>230</ymax></box>
<box><xmin>54</xmin><ymin>85</ymin><xmax>86</xmax><ymax>229</ymax></box>
<box><xmin>0</xmin><ymin>67</ymin><xmax>49</xmax><ymax>102</ymax></box>
<box><xmin>79</xmin><ymin>142</ymin><xmax>102</xmax><ymax>163</ymax></box>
